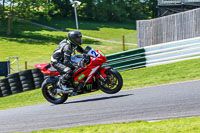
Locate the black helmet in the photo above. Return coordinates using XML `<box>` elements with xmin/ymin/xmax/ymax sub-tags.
<box><xmin>68</xmin><ymin>31</ymin><xmax>82</xmax><ymax>46</ymax></box>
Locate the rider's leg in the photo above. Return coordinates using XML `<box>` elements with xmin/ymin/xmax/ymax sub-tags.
<box><xmin>60</xmin><ymin>68</ymin><xmax>73</xmax><ymax>85</ymax></box>
<box><xmin>51</xmin><ymin>62</ymin><xmax>73</xmax><ymax>91</ymax></box>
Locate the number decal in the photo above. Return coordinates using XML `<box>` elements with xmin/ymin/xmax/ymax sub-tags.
<box><xmin>91</xmin><ymin>50</ymin><xmax>99</xmax><ymax>57</ymax></box>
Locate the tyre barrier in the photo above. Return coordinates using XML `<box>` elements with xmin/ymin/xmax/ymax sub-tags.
<box><xmin>8</xmin><ymin>73</ymin><xmax>23</xmax><ymax>94</ymax></box>
<box><xmin>0</xmin><ymin>69</ymin><xmax>46</xmax><ymax>97</ymax></box>
<box><xmin>0</xmin><ymin>78</ymin><xmax>12</xmax><ymax>97</ymax></box>
<box><xmin>0</xmin><ymin>88</ymin><xmax>2</xmax><ymax>97</ymax></box>
<box><xmin>31</xmin><ymin>68</ymin><xmax>44</xmax><ymax>89</ymax></box>
<box><xmin>43</xmin><ymin>73</ymin><xmax>50</xmax><ymax>80</ymax></box>
<box><xmin>19</xmin><ymin>70</ymin><xmax>35</xmax><ymax>92</ymax></box>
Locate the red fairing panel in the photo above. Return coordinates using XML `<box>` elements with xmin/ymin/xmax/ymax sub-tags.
<box><xmin>98</xmin><ymin>66</ymin><xmax>111</xmax><ymax>78</ymax></box>
<box><xmin>34</xmin><ymin>63</ymin><xmax>60</xmax><ymax>75</ymax></box>
<box><xmin>72</xmin><ymin>50</ymin><xmax>107</xmax><ymax>83</ymax></box>
<box><xmin>34</xmin><ymin>63</ymin><xmax>49</xmax><ymax>70</ymax></box>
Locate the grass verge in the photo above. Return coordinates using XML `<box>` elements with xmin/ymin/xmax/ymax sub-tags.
<box><xmin>0</xmin><ymin>21</ymin><xmax>136</xmax><ymax>71</ymax></box>
<box><xmin>31</xmin><ymin>117</ymin><xmax>200</xmax><ymax>133</ymax></box>
<box><xmin>36</xmin><ymin>18</ymin><xmax>137</xmax><ymax>44</ymax></box>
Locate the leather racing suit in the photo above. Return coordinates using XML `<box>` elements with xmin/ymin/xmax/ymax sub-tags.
<box><xmin>51</xmin><ymin>39</ymin><xmax>85</xmax><ymax>84</ymax></box>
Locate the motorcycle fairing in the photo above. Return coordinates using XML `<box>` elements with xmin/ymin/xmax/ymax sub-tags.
<box><xmin>73</xmin><ymin>66</ymin><xmax>100</xmax><ymax>83</ymax></box>
<box><xmin>97</xmin><ymin>66</ymin><xmax>111</xmax><ymax>79</ymax></box>
<box><xmin>73</xmin><ymin>50</ymin><xmax>107</xmax><ymax>83</ymax></box>
<box><xmin>34</xmin><ymin>63</ymin><xmax>60</xmax><ymax>75</ymax></box>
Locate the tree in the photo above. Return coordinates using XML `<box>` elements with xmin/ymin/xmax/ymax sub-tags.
<box><xmin>146</xmin><ymin>0</ymin><xmax>157</xmax><ymax>18</ymax></box>
<box><xmin>0</xmin><ymin>0</ymin><xmax>6</xmax><ymax>20</ymax></box>
<box><xmin>52</xmin><ymin>0</ymin><xmax>73</xmax><ymax>17</ymax></box>
<box><xmin>0</xmin><ymin>0</ymin><xmax>54</xmax><ymax>35</ymax></box>
<box><xmin>79</xmin><ymin>0</ymin><xmax>96</xmax><ymax>20</ymax></box>
<box><xmin>77</xmin><ymin>0</ymin><xmax>156</xmax><ymax>22</ymax></box>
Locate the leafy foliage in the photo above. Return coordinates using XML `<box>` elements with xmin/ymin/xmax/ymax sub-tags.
<box><xmin>0</xmin><ymin>0</ymin><xmax>157</xmax><ymax>34</ymax></box>
<box><xmin>76</xmin><ymin>0</ymin><xmax>156</xmax><ymax>22</ymax></box>
<box><xmin>0</xmin><ymin>0</ymin><xmax>54</xmax><ymax>35</ymax></box>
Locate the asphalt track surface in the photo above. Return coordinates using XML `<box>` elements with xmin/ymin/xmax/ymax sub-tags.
<box><xmin>1</xmin><ymin>80</ymin><xmax>200</xmax><ymax>133</ymax></box>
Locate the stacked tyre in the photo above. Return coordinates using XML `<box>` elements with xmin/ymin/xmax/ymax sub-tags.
<box><xmin>0</xmin><ymin>78</ymin><xmax>12</xmax><ymax>97</ymax></box>
<box><xmin>8</xmin><ymin>73</ymin><xmax>23</xmax><ymax>94</ymax></box>
<box><xmin>19</xmin><ymin>70</ymin><xmax>35</xmax><ymax>91</ymax></box>
<box><xmin>43</xmin><ymin>74</ymin><xmax>50</xmax><ymax>80</ymax></box>
<box><xmin>0</xmin><ymin>87</ymin><xmax>2</xmax><ymax>97</ymax></box>
<box><xmin>31</xmin><ymin>68</ymin><xmax>44</xmax><ymax>89</ymax></box>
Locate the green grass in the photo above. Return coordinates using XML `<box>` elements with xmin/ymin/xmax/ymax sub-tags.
<box><xmin>121</xmin><ymin>58</ymin><xmax>200</xmax><ymax>90</ymax></box>
<box><xmin>31</xmin><ymin>117</ymin><xmax>200</xmax><ymax>133</ymax></box>
<box><xmin>0</xmin><ymin>21</ymin><xmax>136</xmax><ymax>71</ymax></box>
<box><xmin>1</xmin><ymin>58</ymin><xmax>200</xmax><ymax>110</ymax></box>
<box><xmin>37</xmin><ymin>18</ymin><xmax>137</xmax><ymax>44</ymax></box>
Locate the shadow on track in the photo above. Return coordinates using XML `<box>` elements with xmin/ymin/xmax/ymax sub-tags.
<box><xmin>65</xmin><ymin>94</ymin><xmax>133</xmax><ymax>104</ymax></box>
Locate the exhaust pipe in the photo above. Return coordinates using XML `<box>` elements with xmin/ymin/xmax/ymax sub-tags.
<box><xmin>56</xmin><ymin>88</ymin><xmax>73</xmax><ymax>94</ymax></box>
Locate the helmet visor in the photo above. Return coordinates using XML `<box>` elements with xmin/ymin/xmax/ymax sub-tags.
<box><xmin>75</xmin><ymin>37</ymin><xmax>82</xmax><ymax>45</ymax></box>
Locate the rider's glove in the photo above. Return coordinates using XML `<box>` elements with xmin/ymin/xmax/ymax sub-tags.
<box><xmin>78</xmin><ymin>60</ymin><xmax>85</xmax><ymax>68</ymax></box>
<box><xmin>63</xmin><ymin>67</ymin><xmax>71</xmax><ymax>73</ymax></box>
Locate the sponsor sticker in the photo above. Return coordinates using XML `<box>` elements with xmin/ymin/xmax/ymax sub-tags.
<box><xmin>78</xmin><ymin>74</ymin><xmax>85</xmax><ymax>80</ymax></box>
<box><xmin>98</xmin><ymin>50</ymin><xmax>105</xmax><ymax>56</ymax></box>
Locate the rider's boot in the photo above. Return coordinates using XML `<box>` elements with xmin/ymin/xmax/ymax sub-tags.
<box><xmin>59</xmin><ymin>74</ymin><xmax>73</xmax><ymax>93</ymax></box>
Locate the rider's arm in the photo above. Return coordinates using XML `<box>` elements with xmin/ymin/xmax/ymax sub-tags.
<box><xmin>76</xmin><ymin>46</ymin><xmax>87</xmax><ymax>54</ymax></box>
<box><xmin>63</xmin><ymin>45</ymin><xmax>75</xmax><ymax>69</ymax></box>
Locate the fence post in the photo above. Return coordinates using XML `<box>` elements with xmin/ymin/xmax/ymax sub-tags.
<box><xmin>122</xmin><ymin>35</ymin><xmax>125</xmax><ymax>51</ymax></box>
<box><xmin>25</xmin><ymin>61</ymin><xmax>27</xmax><ymax>70</ymax></box>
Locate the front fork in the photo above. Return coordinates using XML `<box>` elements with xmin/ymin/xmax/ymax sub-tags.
<box><xmin>96</xmin><ymin>67</ymin><xmax>111</xmax><ymax>84</ymax></box>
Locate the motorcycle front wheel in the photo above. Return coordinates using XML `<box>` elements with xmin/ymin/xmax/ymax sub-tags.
<box><xmin>98</xmin><ymin>69</ymin><xmax>123</xmax><ymax>94</ymax></box>
<box><xmin>42</xmin><ymin>81</ymin><xmax>68</xmax><ymax>104</ymax></box>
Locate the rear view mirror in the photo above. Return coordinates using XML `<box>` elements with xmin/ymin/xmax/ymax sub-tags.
<box><xmin>85</xmin><ymin>46</ymin><xmax>92</xmax><ymax>53</ymax></box>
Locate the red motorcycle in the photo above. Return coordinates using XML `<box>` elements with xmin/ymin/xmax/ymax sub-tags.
<box><xmin>35</xmin><ymin>46</ymin><xmax>123</xmax><ymax>104</ymax></box>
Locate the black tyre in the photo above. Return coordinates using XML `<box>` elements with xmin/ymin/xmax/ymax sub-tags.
<box><xmin>8</xmin><ymin>73</ymin><xmax>19</xmax><ymax>78</ymax></box>
<box><xmin>0</xmin><ymin>88</ymin><xmax>2</xmax><ymax>97</ymax></box>
<box><xmin>7</xmin><ymin>78</ymin><xmax>19</xmax><ymax>83</ymax></box>
<box><xmin>9</xmin><ymin>82</ymin><xmax>18</xmax><ymax>87</ymax></box>
<box><xmin>43</xmin><ymin>74</ymin><xmax>50</xmax><ymax>79</ymax></box>
<box><xmin>34</xmin><ymin>81</ymin><xmax>42</xmax><ymax>86</ymax></box>
<box><xmin>33</xmin><ymin>77</ymin><xmax>44</xmax><ymax>82</ymax></box>
<box><xmin>0</xmin><ymin>78</ymin><xmax>8</xmax><ymax>84</ymax></box>
<box><xmin>0</xmin><ymin>85</ymin><xmax>10</xmax><ymax>91</ymax></box>
<box><xmin>23</xmin><ymin>87</ymin><xmax>34</xmax><ymax>91</ymax></box>
<box><xmin>98</xmin><ymin>69</ymin><xmax>123</xmax><ymax>94</ymax></box>
<box><xmin>21</xmin><ymin>80</ymin><xmax>33</xmax><ymax>85</ymax></box>
<box><xmin>19</xmin><ymin>76</ymin><xmax>27</xmax><ymax>81</ymax></box>
<box><xmin>0</xmin><ymin>78</ymin><xmax>10</xmax><ymax>88</ymax></box>
<box><xmin>19</xmin><ymin>70</ymin><xmax>33</xmax><ymax>80</ymax></box>
<box><xmin>22</xmin><ymin>83</ymin><xmax>32</xmax><ymax>88</ymax></box>
<box><xmin>12</xmin><ymin>90</ymin><xmax>21</xmax><ymax>94</ymax></box>
<box><xmin>0</xmin><ymin>82</ymin><xmax>7</xmax><ymax>87</ymax></box>
<box><xmin>0</xmin><ymin>86</ymin><xmax>10</xmax><ymax>91</ymax></box>
<box><xmin>22</xmin><ymin>84</ymin><xmax>27</xmax><ymax>88</ymax></box>
<box><xmin>32</xmin><ymin>73</ymin><xmax>43</xmax><ymax>78</ymax></box>
<box><xmin>31</xmin><ymin>68</ymin><xmax>41</xmax><ymax>74</ymax></box>
<box><xmin>7</xmin><ymin>73</ymin><xmax>23</xmax><ymax>92</ymax></box>
<box><xmin>19</xmin><ymin>70</ymin><xmax>31</xmax><ymax>75</ymax></box>
<box><xmin>9</xmin><ymin>84</ymin><xmax>23</xmax><ymax>93</ymax></box>
<box><xmin>10</xmin><ymin>86</ymin><xmax>22</xmax><ymax>92</ymax></box>
<box><xmin>35</xmin><ymin>84</ymin><xmax>42</xmax><ymax>89</ymax></box>
<box><xmin>42</xmin><ymin>81</ymin><xmax>68</xmax><ymax>104</ymax></box>
<box><xmin>2</xmin><ymin>90</ymin><xmax>11</xmax><ymax>97</ymax></box>
<box><xmin>8</xmin><ymin>77</ymin><xmax>20</xmax><ymax>83</ymax></box>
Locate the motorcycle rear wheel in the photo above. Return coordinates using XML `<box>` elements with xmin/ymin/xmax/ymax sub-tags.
<box><xmin>98</xmin><ymin>69</ymin><xmax>123</xmax><ymax>94</ymax></box>
<box><xmin>42</xmin><ymin>82</ymin><xmax>68</xmax><ymax>104</ymax></box>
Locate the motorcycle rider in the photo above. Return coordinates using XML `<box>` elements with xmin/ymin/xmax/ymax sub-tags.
<box><xmin>51</xmin><ymin>31</ymin><xmax>85</xmax><ymax>92</ymax></box>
